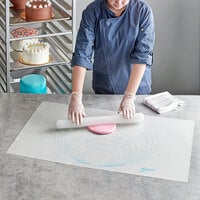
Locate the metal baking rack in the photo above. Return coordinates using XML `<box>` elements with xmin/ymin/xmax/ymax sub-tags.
<box><xmin>0</xmin><ymin>0</ymin><xmax>75</xmax><ymax>93</ymax></box>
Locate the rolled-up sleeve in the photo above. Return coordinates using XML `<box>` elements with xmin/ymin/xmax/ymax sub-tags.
<box><xmin>130</xmin><ymin>4</ymin><xmax>155</xmax><ymax>66</ymax></box>
<box><xmin>71</xmin><ymin>7</ymin><xmax>96</xmax><ymax>70</ymax></box>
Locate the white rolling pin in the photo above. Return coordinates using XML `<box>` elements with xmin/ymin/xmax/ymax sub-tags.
<box><xmin>56</xmin><ymin>113</ymin><xmax>144</xmax><ymax>129</ymax></box>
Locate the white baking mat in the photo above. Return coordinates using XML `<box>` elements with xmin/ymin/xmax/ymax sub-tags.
<box><xmin>7</xmin><ymin>101</ymin><xmax>195</xmax><ymax>182</ymax></box>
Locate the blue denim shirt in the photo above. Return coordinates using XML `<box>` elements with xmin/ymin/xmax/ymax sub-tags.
<box><xmin>72</xmin><ymin>0</ymin><xmax>155</xmax><ymax>94</ymax></box>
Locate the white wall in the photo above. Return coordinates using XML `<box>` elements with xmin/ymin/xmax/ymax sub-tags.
<box><xmin>148</xmin><ymin>0</ymin><xmax>200</xmax><ymax>95</ymax></box>
<box><xmin>76</xmin><ymin>0</ymin><xmax>200</xmax><ymax>94</ymax></box>
<box><xmin>76</xmin><ymin>1</ymin><xmax>93</xmax><ymax>29</ymax></box>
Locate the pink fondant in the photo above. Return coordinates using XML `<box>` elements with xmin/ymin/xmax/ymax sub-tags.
<box><xmin>87</xmin><ymin>124</ymin><xmax>117</xmax><ymax>135</ymax></box>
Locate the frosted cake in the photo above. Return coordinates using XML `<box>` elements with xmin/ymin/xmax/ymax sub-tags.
<box><xmin>25</xmin><ymin>0</ymin><xmax>52</xmax><ymax>21</ymax></box>
<box><xmin>11</xmin><ymin>27</ymin><xmax>38</xmax><ymax>52</ymax></box>
<box><xmin>21</xmin><ymin>42</ymin><xmax>50</xmax><ymax>65</ymax></box>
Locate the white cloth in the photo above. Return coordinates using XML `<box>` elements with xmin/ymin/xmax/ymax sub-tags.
<box><xmin>143</xmin><ymin>91</ymin><xmax>185</xmax><ymax>114</ymax></box>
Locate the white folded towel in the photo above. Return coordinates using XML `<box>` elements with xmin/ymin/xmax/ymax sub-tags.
<box><xmin>143</xmin><ymin>91</ymin><xmax>185</xmax><ymax>114</ymax></box>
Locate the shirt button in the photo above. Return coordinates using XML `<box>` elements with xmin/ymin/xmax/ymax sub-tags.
<box><xmin>106</xmin><ymin>21</ymin><xmax>111</xmax><ymax>26</ymax></box>
<box><xmin>141</xmin><ymin>28</ymin><xmax>145</xmax><ymax>32</ymax></box>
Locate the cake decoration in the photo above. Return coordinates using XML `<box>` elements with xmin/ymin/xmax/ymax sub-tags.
<box><xmin>25</xmin><ymin>0</ymin><xmax>52</xmax><ymax>8</ymax></box>
<box><xmin>11</xmin><ymin>27</ymin><xmax>38</xmax><ymax>38</ymax></box>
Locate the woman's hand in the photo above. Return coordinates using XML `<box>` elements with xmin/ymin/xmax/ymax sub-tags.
<box><xmin>68</xmin><ymin>92</ymin><xmax>86</xmax><ymax>125</ymax></box>
<box><xmin>118</xmin><ymin>92</ymin><xmax>136</xmax><ymax>119</ymax></box>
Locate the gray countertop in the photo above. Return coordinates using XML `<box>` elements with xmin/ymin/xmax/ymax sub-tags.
<box><xmin>0</xmin><ymin>93</ymin><xmax>200</xmax><ymax>200</ymax></box>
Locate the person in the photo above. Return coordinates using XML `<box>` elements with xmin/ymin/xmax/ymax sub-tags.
<box><xmin>68</xmin><ymin>0</ymin><xmax>155</xmax><ymax>125</ymax></box>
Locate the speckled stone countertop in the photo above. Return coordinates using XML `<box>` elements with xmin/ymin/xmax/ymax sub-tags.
<box><xmin>0</xmin><ymin>93</ymin><xmax>200</xmax><ymax>200</ymax></box>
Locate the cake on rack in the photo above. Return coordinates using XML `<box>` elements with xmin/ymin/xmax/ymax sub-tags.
<box><xmin>25</xmin><ymin>0</ymin><xmax>52</xmax><ymax>21</ymax></box>
<box><xmin>11</xmin><ymin>27</ymin><xmax>38</xmax><ymax>52</ymax></box>
<box><xmin>21</xmin><ymin>41</ymin><xmax>50</xmax><ymax>65</ymax></box>
<box><xmin>10</xmin><ymin>0</ymin><xmax>27</xmax><ymax>10</ymax></box>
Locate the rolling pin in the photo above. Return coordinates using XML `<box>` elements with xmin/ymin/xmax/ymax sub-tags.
<box><xmin>56</xmin><ymin>113</ymin><xmax>144</xmax><ymax>129</ymax></box>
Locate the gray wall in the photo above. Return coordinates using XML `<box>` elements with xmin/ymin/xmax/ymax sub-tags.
<box><xmin>76</xmin><ymin>0</ymin><xmax>200</xmax><ymax>95</ymax></box>
<box><xmin>149</xmin><ymin>0</ymin><xmax>200</xmax><ymax>95</ymax></box>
